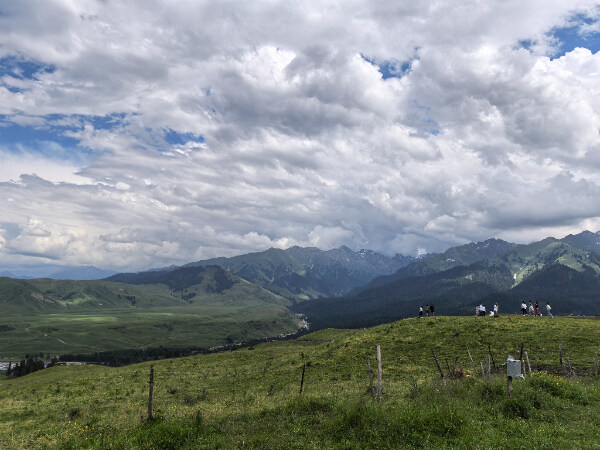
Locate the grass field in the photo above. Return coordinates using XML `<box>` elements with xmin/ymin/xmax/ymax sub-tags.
<box><xmin>0</xmin><ymin>300</ymin><xmax>301</xmax><ymax>358</ymax></box>
<box><xmin>1</xmin><ymin>315</ymin><xmax>600</xmax><ymax>448</ymax></box>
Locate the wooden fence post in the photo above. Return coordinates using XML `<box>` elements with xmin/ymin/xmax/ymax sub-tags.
<box><xmin>524</xmin><ymin>351</ymin><xmax>532</xmax><ymax>376</ymax></box>
<box><xmin>519</xmin><ymin>343</ymin><xmax>524</xmax><ymax>362</ymax></box>
<box><xmin>432</xmin><ymin>349</ymin><xmax>446</xmax><ymax>384</ymax></box>
<box><xmin>376</xmin><ymin>345</ymin><xmax>383</xmax><ymax>399</ymax></box>
<box><xmin>566</xmin><ymin>357</ymin><xmax>575</xmax><ymax>377</ymax></box>
<box><xmin>147</xmin><ymin>364</ymin><xmax>154</xmax><ymax>421</ymax></box>
<box><xmin>507</xmin><ymin>376</ymin><xmax>513</xmax><ymax>398</ymax></box>
<box><xmin>559</xmin><ymin>343</ymin><xmax>563</xmax><ymax>366</ymax></box>
<box><xmin>486</xmin><ymin>354</ymin><xmax>491</xmax><ymax>380</ymax></box>
<box><xmin>467</xmin><ymin>348</ymin><xmax>476</xmax><ymax>374</ymax></box>
<box><xmin>488</xmin><ymin>343</ymin><xmax>496</xmax><ymax>369</ymax></box>
<box><xmin>480</xmin><ymin>361</ymin><xmax>485</xmax><ymax>377</ymax></box>
<box><xmin>299</xmin><ymin>363</ymin><xmax>306</xmax><ymax>395</ymax></box>
<box><xmin>366</xmin><ymin>360</ymin><xmax>375</xmax><ymax>398</ymax></box>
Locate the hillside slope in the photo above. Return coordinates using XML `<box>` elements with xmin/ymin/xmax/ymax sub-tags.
<box><xmin>2</xmin><ymin>317</ymin><xmax>600</xmax><ymax>449</ymax></box>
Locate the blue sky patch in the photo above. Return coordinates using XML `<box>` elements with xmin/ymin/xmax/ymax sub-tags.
<box><xmin>548</xmin><ymin>14</ymin><xmax>600</xmax><ymax>58</ymax></box>
<box><xmin>0</xmin><ymin>55</ymin><xmax>54</xmax><ymax>80</ymax></box>
<box><xmin>0</xmin><ymin>113</ymin><xmax>130</xmax><ymax>165</ymax></box>
<box><xmin>362</xmin><ymin>55</ymin><xmax>416</xmax><ymax>79</ymax></box>
<box><xmin>0</xmin><ymin>116</ymin><xmax>80</xmax><ymax>149</ymax></box>
<box><xmin>517</xmin><ymin>39</ymin><xmax>535</xmax><ymax>52</ymax></box>
<box><xmin>163</xmin><ymin>128</ymin><xmax>205</xmax><ymax>145</ymax></box>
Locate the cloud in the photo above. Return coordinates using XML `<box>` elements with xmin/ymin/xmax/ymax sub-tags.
<box><xmin>1</xmin><ymin>1</ymin><xmax>600</xmax><ymax>271</ymax></box>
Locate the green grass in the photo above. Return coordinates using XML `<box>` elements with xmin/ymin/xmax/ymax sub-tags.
<box><xmin>0</xmin><ymin>301</ymin><xmax>300</xmax><ymax>358</ymax></box>
<box><xmin>1</xmin><ymin>316</ymin><xmax>600</xmax><ymax>448</ymax></box>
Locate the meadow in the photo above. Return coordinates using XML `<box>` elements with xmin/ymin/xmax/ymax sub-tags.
<box><xmin>1</xmin><ymin>315</ymin><xmax>600</xmax><ymax>448</ymax></box>
<box><xmin>0</xmin><ymin>300</ymin><xmax>299</xmax><ymax>359</ymax></box>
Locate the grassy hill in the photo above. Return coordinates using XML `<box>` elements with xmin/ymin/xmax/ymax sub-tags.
<box><xmin>0</xmin><ymin>267</ymin><xmax>301</xmax><ymax>358</ymax></box>
<box><xmin>1</xmin><ymin>316</ymin><xmax>600</xmax><ymax>448</ymax></box>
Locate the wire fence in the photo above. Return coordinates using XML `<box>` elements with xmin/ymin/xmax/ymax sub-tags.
<box><xmin>2</xmin><ymin>342</ymin><xmax>599</xmax><ymax>390</ymax></box>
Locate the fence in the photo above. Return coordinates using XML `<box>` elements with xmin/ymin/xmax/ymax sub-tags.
<box><xmin>2</xmin><ymin>340</ymin><xmax>599</xmax><ymax>422</ymax></box>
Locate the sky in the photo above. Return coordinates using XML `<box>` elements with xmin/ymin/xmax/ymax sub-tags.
<box><xmin>2</xmin><ymin>1</ymin><xmax>600</xmax><ymax>273</ymax></box>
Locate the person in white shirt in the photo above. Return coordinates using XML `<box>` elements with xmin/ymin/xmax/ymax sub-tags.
<box><xmin>521</xmin><ymin>301</ymin><xmax>527</xmax><ymax>315</ymax></box>
<box><xmin>546</xmin><ymin>302</ymin><xmax>553</xmax><ymax>318</ymax></box>
<box><xmin>493</xmin><ymin>303</ymin><xmax>499</xmax><ymax>317</ymax></box>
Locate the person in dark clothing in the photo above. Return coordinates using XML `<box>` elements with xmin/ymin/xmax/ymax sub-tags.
<box><xmin>429</xmin><ymin>304</ymin><xmax>435</xmax><ymax>316</ymax></box>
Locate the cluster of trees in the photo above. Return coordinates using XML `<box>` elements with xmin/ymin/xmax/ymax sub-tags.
<box><xmin>58</xmin><ymin>329</ymin><xmax>312</xmax><ymax>367</ymax></box>
<box><xmin>59</xmin><ymin>346</ymin><xmax>210</xmax><ymax>366</ymax></box>
<box><xmin>6</xmin><ymin>356</ymin><xmax>57</xmax><ymax>377</ymax></box>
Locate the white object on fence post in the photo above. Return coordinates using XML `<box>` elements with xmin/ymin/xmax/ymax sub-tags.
<box><xmin>506</xmin><ymin>356</ymin><xmax>524</xmax><ymax>398</ymax></box>
<box><xmin>506</xmin><ymin>357</ymin><xmax>523</xmax><ymax>378</ymax></box>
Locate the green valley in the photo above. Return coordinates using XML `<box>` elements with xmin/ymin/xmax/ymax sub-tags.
<box><xmin>0</xmin><ymin>266</ymin><xmax>302</xmax><ymax>359</ymax></box>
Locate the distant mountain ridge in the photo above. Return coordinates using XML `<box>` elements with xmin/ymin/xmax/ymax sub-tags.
<box><xmin>183</xmin><ymin>245</ymin><xmax>415</xmax><ymax>300</ymax></box>
<box><xmin>561</xmin><ymin>230</ymin><xmax>600</xmax><ymax>255</ymax></box>
<box><xmin>48</xmin><ymin>266</ymin><xmax>117</xmax><ymax>280</ymax></box>
<box><xmin>353</xmin><ymin>238</ymin><xmax>516</xmax><ymax>294</ymax></box>
<box><xmin>1</xmin><ymin>264</ymin><xmax>290</xmax><ymax>315</ymax></box>
<box><xmin>295</xmin><ymin>231</ymin><xmax>600</xmax><ymax>329</ymax></box>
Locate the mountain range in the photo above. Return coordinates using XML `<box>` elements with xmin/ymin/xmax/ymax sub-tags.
<box><xmin>295</xmin><ymin>231</ymin><xmax>600</xmax><ymax>329</ymax></box>
<box><xmin>2</xmin><ymin>230</ymin><xmax>600</xmax><ymax>354</ymax></box>
<box><xmin>181</xmin><ymin>245</ymin><xmax>415</xmax><ymax>301</ymax></box>
<box><xmin>2</xmin><ymin>265</ymin><xmax>290</xmax><ymax>315</ymax></box>
<box><xmin>0</xmin><ymin>266</ymin><xmax>116</xmax><ymax>280</ymax></box>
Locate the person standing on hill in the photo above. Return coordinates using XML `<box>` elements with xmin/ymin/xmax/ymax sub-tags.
<box><xmin>419</xmin><ymin>306</ymin><xmax>423</xmax><ymax>318</ymax></box>
<box><xmin>493</xmin><ymin>303</ymin><xmax>499</xmax><ymax>317</ymax></box>
<box><xmin>528</xmin><ymin>301</ymin><xmax>534</xmax><ymax>315</ymax></box>
<box><xmin>535</xmin><ymin>300</ymin><xmax>540</xmax><ymax>316</ymax></box>
<box><xmin>425</xmin><ymin>304</ymin><xmax>430</xmax><ymax>317</ymax></box>
<box><xmin>521</xmin><ymin>301</ymin><xmax>527</xmax><ymax>315</ymax></box>
<box><xmin>430</xmin><ymin>304</ymin><xmax>435</xmax><ymax>316</ymax></box>
<box><xmin>546</xmin><ymin>302</ymin><xmax>553</xmax><ymax>318</ymax></box>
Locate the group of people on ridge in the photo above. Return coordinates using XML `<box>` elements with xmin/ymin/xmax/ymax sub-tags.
<box><xmin>418</xmin><ymin>304</ymin><xmax>435</xmax><ymax>317</ymax></box>
<box><xmin>417</xmin><ymin>300</ymin><xmax>554</xmax><ymax>318</ymax></box>
<box><xmin>476</xmin><ymin>302</ymin><xmax>499</xmax><ymax>317</ymax></box>
<box><xmin>520</xmin><ymin>300</ymin><xmax>553</xmax><ymax>317</ymax></box>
